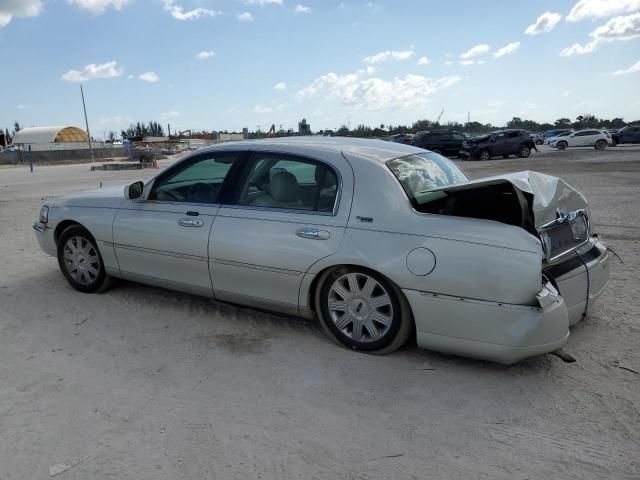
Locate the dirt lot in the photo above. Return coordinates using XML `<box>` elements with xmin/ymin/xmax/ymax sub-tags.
<box><xmin>0</xmin><ymin>145</ymin><xmax>638</xmax><ymax>479</ymax></box>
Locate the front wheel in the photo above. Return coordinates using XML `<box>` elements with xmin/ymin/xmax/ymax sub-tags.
<box><xmin>535</xmin><ymin>139</ymin><xmax>543</xmax><ymax>145</ymax></box>
<box><xmin>594</xmin><ymin>140</ymin><xmax>607</xmax><ymax>150</ymax></box>
<box><xmin>57</xmin><ymin>225</ymin><xmax>113</xmax><ymax>293</ymax></box>
<box><xmin>316</xmin><ymin>268</ymin><xmax>412</xmax><ymax>354</ymax></box>
<box><xmin>556</xmin><ymin>142</ymin><xmax>568</xmax><ymax>151</ymax></box>
<box><xmin>478</xmin><ymin>149</ymin><xmax>491</xmax><ymax>161</ymax></box>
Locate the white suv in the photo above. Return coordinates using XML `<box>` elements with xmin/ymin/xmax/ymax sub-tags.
<box><xmin>549</xmin><ymin>129</ymin><xmax>612</xmax><ymax>150</ymax></box>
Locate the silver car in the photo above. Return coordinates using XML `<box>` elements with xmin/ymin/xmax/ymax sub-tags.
<box><xmin>33</xmin><ymin>138</ymin><xmax>610</xmax><ymax>364</ymax></box>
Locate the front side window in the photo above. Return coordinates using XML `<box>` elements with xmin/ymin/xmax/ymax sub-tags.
<box><xmin>236</xmin><ymin>155</ymin><xmax>338</xmax><ymax>213</ymax></box>
<box><xmin>388</xmin><ymin>153</ymin><xmax>468</xmax><ymax>206</ymax></box>
<box><xmin>150</xmin><ymin>152</ymin><xmax>240</xmax><ymax>203</ymax></box>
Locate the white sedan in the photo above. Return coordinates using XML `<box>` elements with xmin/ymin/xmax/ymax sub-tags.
<box><xmin>33</xmin><ymin>138</ymin><xmax>610</xmax><ymax>364</ymax></box>
<box><xmin>549</xmin><ymin>129</ymin><xmax>612</xmax><ymax>150</ymax></box>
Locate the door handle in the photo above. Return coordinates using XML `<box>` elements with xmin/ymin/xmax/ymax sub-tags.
<box><xmin>178</xmin><ymin>218</ymin><xmax>204</xmax><ymax>227</ymax></box>
<box><xmin>296</xmin><ymin>228</ymin><xmax>330</xmax><ymax>240</ymax></box>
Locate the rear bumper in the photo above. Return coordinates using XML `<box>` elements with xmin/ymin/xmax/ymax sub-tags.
<box><xmin>33</xmin><ymin>222</ymin><xmax>57</xmax><ymax>256</ymax></box>
<box><xmin>405</xmin><ymin>283</ymin><xmax>569</xmax><ymax>365</ymax></box>
<box><xmin>545</xmin><ymin>240</ymin><xmax>610</xmax><ymax>326</ymax></box>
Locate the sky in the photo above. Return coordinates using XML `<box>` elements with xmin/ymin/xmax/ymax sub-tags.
<box><xmin>1</xmin><ymin>0</ymin><xmax>640</xmax><ymax>136</ymax></box>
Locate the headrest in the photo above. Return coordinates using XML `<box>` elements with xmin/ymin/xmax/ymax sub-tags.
<box><xmin>270</xmin><ymin>171</ymin><xmax>299</xmax><ymax>202</ymax></box>
<box><xmin>315</xmin><ymin>166</ymin><xmax>337</xmax><ymax>188</ymax></box>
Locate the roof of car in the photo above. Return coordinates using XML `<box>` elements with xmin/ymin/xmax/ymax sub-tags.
<box><xmin>198</xmin><ymin>136</ymin><xmax>424</xmax><ymax>163</ymax></box>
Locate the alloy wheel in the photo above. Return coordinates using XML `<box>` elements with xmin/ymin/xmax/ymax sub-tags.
<box><xmin>327</xmin><ymin>272</ymin><xmax>393</xmax><ymax>343</ymax></box>
<box><xmin>63</xmin><ymin>235</ymin><xmax>101</xmax><ymax>286</ymax></box>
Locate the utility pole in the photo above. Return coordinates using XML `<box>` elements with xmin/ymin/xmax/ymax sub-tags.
<box><xmin>80</xmin><ymin>85</ymin><xmax>95</xmax><ymax>163</ymax></box>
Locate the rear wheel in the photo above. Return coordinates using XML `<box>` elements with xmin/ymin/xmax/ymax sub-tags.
<box><xmin>316</xmin><ymin>267</ymin><xmax>412</xmax><ymax>354</ymax></box>
<box><xmin>479</xmin><ymin>149</ymin><xmax>491</xmax><ymax>161</ymax></box>
<box><xmin>535</xmin><ymin>139</ymin><xmax>543</xmax><ymax>145</ymax></box>
<box><xmin>57</xmin><ymin>225</ymin><xmax>113</xmax><ymax>293</ymax></box>
<box><xmin>518</xmin><ymin>145</ymin><xmax>531</xmax><ymax>158</ymax></box>
<box><xmin>595</xmin><ymin>139</ymin><xmax>607</xmax><ymax>150</ymax></box>
<box><xmin>556</xmin><ymin>141</ymin><xmax>568</xmax><ymax>151</ymax></box>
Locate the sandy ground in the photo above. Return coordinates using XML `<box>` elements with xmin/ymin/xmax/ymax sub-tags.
<box><xmin>0</xmin><ymin>146</ymin><xmax>638</xmax><ymax>479</ymax></box>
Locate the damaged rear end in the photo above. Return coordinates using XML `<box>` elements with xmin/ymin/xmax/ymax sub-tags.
<box><xmin>413</xmin><ymin>170</ymin><xmax>610</xmax><ymax>326</ymax></box>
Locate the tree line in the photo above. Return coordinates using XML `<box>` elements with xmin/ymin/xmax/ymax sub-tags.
<box><xmin>321</xmin><ymin>114</ymin><xmax>636</xmax><ymax>138</ymax></box>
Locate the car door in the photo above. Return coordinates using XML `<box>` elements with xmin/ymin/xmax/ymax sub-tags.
<box><xmin>112</xmin><ymin>151</ymin><xmax>242</xmax><ymax>297</ymax></box>
<box><xmin>568</xmin><ymin>131</ymin><xmax>583</xmax><ymax>147</ymax></box>
<box><xmin>209</xmin><ymin>150</ymin><xmax>352</xmax><ymax>314</ymax></box>
<box><xmin>631</xmin><ymin>126</ymin><xmax>640</xmax><ymax>143</ymax></box>
<box><xmin>505</xmin><ymin>131</ymin><xmax>521</xmax><ymax>154</ymax></box>
<box><xmin>491</xmin><ymin>132</ymin><xmax>508</xmax><ymax>155</ymax></box>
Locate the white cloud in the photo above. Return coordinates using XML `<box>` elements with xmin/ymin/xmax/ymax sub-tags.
<box><xmin>237</xmin><ymin>11</ymin><xmax>254</xmax><ymax>21</ymax></box>
<box><xmin>560</xmin><ymin>12</ymin><xmax>640</xmax><ymax>55</ymax></box>
<box><xmin>196</xmin><ymin>50</ymin><xmax>215</xmax><ymax>60</ymax></box>
<box><xmin>127</xmin><ymin>74</ymin><xmax>134</xmax><ymax>79</ymax></box>
<box><xmin>459</xmin><ymin>60</ymin><xmax>475</xmax><ymax>66</ymax></box>
<box><xmin>459</xmin><ymin>44</ymin><xmax>490</xmax><ymax>59</ymax></box>
<box><xmin>525</xmin><ymin>12</ymin><xmax>562</xmax><ymax>35</ymax></box>
<box><xmin>611</xmin><ymin>59</ymin><xmax>640</xmax><ymax>74</ymax></box>
<box><xmin>561</xmin><ymin>90</ymin><xmax>572</xmax><ymax>96</ymax></box>
<box><xmin>253</xmin><ymin>103</ymin><xmax>286</xmax><ymax>113</ymax></box>
<box><xmin>245</xmin><ymin>0</ymin><xmax>282</xmax><ymax>5</ymax></box>
<box><xmin>363</xmin><ymin>49</ymin><xmax>415</xmax><ymax>64</ymax></box>
<box><xmin>416</xmin><ymin>56</ymin><xmax>431</xmax><ymax>65</ymax></box>
<box><xmin>160</xmin><ymin>111</ymin><xmax>179</xmax><ymax>120</ymax></box>
<box><xmin>163</xmin><ymin>0</ymin><xmax>218</xmax><ymax>20</ymax></box>
<box><xmin>488</xmin><ymin>100</ymin><xmax>505</xmax><ymax>107</ymax></box>
<box><xmin>62</xmin><ymin>60</ymin><xmax>123</xmax><ymax>82</ymax></box>
<box><xmin>17</xmin><ymin>103</ymin><xmax>29</xmax><ymax>109</ymax></box>
<box><xmin>493</xmin><ymin>41</ymin><xmax>520</xmax><ymax>58</ymax></box>
<box><xmin>0</xmin><ymin>0</ymin><xmax>42</xmax><ymax>27</ymax></box>
<box><xmin>139</xmin><ymin>72</ymin><xmax>159</xmax><ymax>83</ymax></box>
<box><xmin>273</xmin><ymin>82</ymin><xmax>287</xmax><ymax>90</ymax></box>
<box><xmin>567</xmin><ymin>0</ymin><xmax>640</xmax><ymax>22</ymax></box>
<box><xmin>296</xmin><ymin>70</ymin><xmax>462</xmax><ymax>111</ymax></box>
<box><xmin>444</xmin><ymin>60</ymin><xmax>453</xmax><ymax>66</ymax></box>
<box><xmin>294</xmin><ymin>4</ymin><xmax>311</xmax><ymax>13</ymax></box>
<box><xmin>67</xmin><ymin>0</ymin><xmax>130</xmax><ymax>14</ymax></box>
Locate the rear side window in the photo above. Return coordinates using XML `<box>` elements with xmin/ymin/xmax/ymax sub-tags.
<box><xmin>388</xmin><ymin>153</ymin><xmax>468</xmax><ymax>205</ymax></box>
<box><xmin>507</xmin><ymin>131</ymin><xmax>520</xmax><ymax>138</ymax></box>
<box><xmin>236</xmin><ymin>155</ymin><xmax>338</xmax><ymax>213</ymax></box>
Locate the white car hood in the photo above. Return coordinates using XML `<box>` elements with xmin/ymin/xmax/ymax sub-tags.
<box><xmin>50</xmin><ymin>185</ymin><xmax>126</xmax><ymax>209</ymax></box>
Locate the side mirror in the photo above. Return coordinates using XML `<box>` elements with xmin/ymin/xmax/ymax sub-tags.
<box><xmin>125</xmin><ymin>181</ymin><xmax>144</xmax><ymax>200</ymax></box>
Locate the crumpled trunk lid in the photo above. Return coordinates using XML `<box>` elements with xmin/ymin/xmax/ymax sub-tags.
<box><xmin>414</xmin><ymin>171</ymin><xmax>590</xmax><ymax>260</ymax></box>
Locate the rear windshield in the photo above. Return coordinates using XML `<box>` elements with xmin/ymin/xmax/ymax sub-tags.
<box><xmin>387</xmin><ymin>153</ymin><xmax>468</xmax><ymax>205</ymax></box>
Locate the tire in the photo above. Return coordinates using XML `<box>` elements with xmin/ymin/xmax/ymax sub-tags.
<box><xmin>594</xmin><ymin>140</ymin><xmax>607</xmax><ymax>150</ymax></box>
<box><xmin>479</xmin><ymin>149</ymin><xmax>491</xmax><ymax>161</ymax></box>
<box><xmin>57</xmin><ymin>225</ymin><xmax>113</xmax><ymax>293</ymax></box>
<box><xmin>556</xmin><ymin>142</ymin><xmax>568</xmax><ymax>151</ymax></box>
<box><xmin>518</xmin><ymin>145</ymin><xmax>531</xmax><ymax>158</ymax></box>
<box><xmin>315</xmin><ymin>267</ymin><xmax>412</xmax><ymax>354</ymax></box>
<box><xmin>535</xmin><ymin>139</ymin><xmax>543</xmax><ymax>145</ymax></box>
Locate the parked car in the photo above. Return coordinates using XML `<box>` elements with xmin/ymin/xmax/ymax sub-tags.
<box><xmin>548</xmin><ymin>129</ymin><xmax>611</xmax><ymax>150</ymax></box>
<box><xmin>540</xmin><ymin>129</ymin><xmax>573</xmax><ymax>144</ymax></box>
<box><xmin>544</xmin><ymin>131</ymin><xmax>572</xmax><ymax>145</ymax></box>
<box><xmin>611</xmin><ymin>125</ymin><xmax>640</xmax><ymax>146</ymax></box>
<box><xmin>412</xmin><ymin>130</ymin><xmax>466</xmax><ymax>157</ymax></box>
<box><xmin>33</xmin><ymin>138</ymin><xmax>610</xmax><ymax>364</ymax></box>
<box><xmin>461</xmin><ymin>129</ymin><xmax>537</xmax><ymax>161</ymax></box>
<box><xmin>531</xmin><ymin>132</ymin><xmax>544</xmax><ymax>145</ymax></box>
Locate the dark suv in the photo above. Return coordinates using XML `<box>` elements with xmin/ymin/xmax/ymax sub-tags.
<box><xmin>411</xmin><ymin>130</ymin><xmax>467</xmax><ymax>157</ymax></box>
<box><xmin>612</xmin><ymin>125</ymin><xmax>640</xmax><ymax>146</ymax></box>
<box><xmin>461</xmin><ymin>129</ymin><xmax>537</xmax><ymax>161</ymax></box>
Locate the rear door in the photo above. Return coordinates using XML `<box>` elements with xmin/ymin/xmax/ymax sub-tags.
<box><xmin>112</xmin><ymin>151</ymin><xmax>242</xmax><ymax>296</ymax></box>
<box><xmin>209</xmin><ymin>150</ymin><xmax>353</xmax><ymax>313</ymax></box>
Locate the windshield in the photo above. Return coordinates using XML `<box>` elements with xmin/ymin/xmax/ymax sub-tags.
<box><xmin>388</xmin><ymin>153</ymin><xmax>468</xmax><ymax>205</ymax></box>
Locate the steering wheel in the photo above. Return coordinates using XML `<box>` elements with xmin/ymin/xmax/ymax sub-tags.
<box><xmin>187</xmin><ymin>182</ymin><xmax>218</xmax><ymax>203</ymax></box>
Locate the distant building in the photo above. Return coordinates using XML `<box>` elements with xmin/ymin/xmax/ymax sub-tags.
<box><xmin>242</xmin><ymin>127</ymin><xmax>249</xmax><ymax>139</ymax></box>
<box><xmin>13</xmin><ymin>126</ymin><xmax>90</xmax><ymax>151</ymax></box>
<box><xmin>298</xmin><ymin>118</ymin><xmax>311</xmax><ymax>135</ymax></box>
